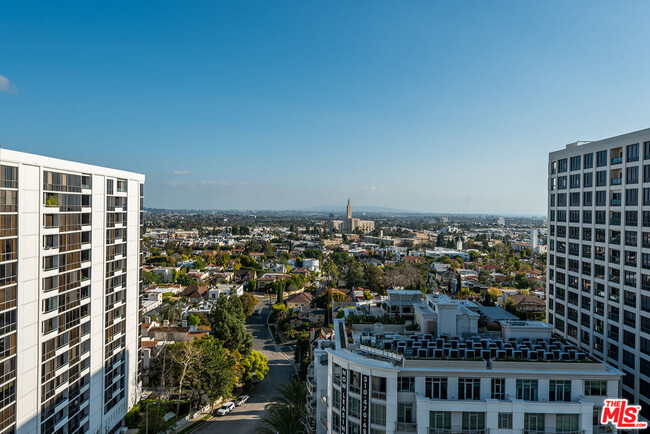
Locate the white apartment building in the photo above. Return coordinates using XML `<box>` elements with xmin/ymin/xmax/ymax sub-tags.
<box><xmin>308</xmin><ymin>293</ymin><xmax>621</xmax><ymax>434</ymax></box>
<box><xmin>0</xmin><ymin>149</ymin><xmax>144</xmax><ymax>434</ymax></box>
<box><xmin>547</xmin><ymin>129</ymin><xmax>650</xmax><ymax>421</ymax></box>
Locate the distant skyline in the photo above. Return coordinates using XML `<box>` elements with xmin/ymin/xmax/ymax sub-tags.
<box><xmin>2</xmin><ymin>1</ymin><xmax>650</xmax><ymax>215</ymax></box>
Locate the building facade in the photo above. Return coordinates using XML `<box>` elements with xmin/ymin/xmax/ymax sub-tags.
<box><xmin>0</xmin><ymin>149</ymin><xmax>144</xmax><ymax>434</ymax></box>
<box><xmin>308</xmin><ymin>293</ymin><xmax>622</xmax><ymax>434</ymax></box>
<box><xmin>547</xmin><ymin>128</ymin><xmax>650</xmax><ymax>419</ymax></box>
<box><xmin>329</xmin><ymin>199</ymin><xmax>375</xmax><ymax>234</ymax></box>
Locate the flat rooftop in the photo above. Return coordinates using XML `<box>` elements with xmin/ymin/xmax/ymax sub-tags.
<box><xmin>357</xmin><ymin>332</ymin><xmax>592</xmax><ymax>363</ymax></box>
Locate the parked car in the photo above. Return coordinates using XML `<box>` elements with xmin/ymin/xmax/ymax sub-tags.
<box><xmin>235</xmin><ymin>395</ymin><xmax>249</xmax><ymax>406</ymax></box>
<box><xmin>215</xmin><ymin>402</ymin><xmax>235</xmax><ymax>416</ymax></box>
<box><xmin>254</xmin><ymin>308</ymin><xmax>260</xmax><ymax>315</ymax></box>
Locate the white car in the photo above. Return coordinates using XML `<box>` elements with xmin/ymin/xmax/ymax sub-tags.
<box><xmin>235</xmin><ymin>395</ymin><xmax>249</xmax><ymax>406</ymax></box>
<box><xmin>215</xmin><ymin>402</ymin><xmax>235</xmax><ymax>416</ymax></box>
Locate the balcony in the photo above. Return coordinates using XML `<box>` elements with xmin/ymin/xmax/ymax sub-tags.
<box><xmin>610</xmin><ymin>199</ymin><xmax>621</xmax><ymax>206</ymax></box>
<box><xmin>609</xmin><ymin>237</ymin><xmax>620</xmax><ymax>245</ymax></box>
<box><xmin>396</xmin><ymin>421</ymin><xmax>418</xmax><ymax>432</ymax></box>
<box><xmin>611</xmin><ymin>177</ymin><xmax>622</xmax><ymax>185</ymax></box>
<box><xmin>610</xmin><ymin>218</ymin><xmax>621</xmax><ymax>225</ymax></box>
<box><xmin>612</xmin><ymin>157</ymin><xmax>623</xmax><ymax>164</ymax></box>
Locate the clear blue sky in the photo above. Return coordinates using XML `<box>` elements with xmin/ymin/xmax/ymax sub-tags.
<box><xmin>2</xmin><ymin>1</ymin><xmax>650</xmax><ymax>215</ymax></box>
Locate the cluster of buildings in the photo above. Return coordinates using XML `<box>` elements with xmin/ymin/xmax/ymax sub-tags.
<box><xmin>329</xmin><ymin>199</ymin><xmax>376</xmax><ymax>234</ymax></box>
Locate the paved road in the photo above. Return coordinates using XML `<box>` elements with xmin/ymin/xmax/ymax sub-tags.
<box><xmin>190</xmin><ymin>301</ymin><xmax>295</xmax><ymax>433</ymax></box>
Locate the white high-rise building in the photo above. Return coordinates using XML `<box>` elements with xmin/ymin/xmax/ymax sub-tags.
<box><xmin>308</xmin><ymin>292</ymin><xmax>622</xmax><ymax>434</ymax></box>
<box><xmin>547</xmin><ymin>128</ymin><xmax>650</xmax><ymax>421</ymax></box>
<box><xmin>530</xmin><ymin>228</ymin><xmax>538</xmax><ymax>251</ymax></box>
<box><xmin>0</xmin><ymin>149</ymin><xmax>144</xmax><ymax>434</ymax></box>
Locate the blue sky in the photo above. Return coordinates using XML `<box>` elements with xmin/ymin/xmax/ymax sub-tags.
<box><xmin>2</xmin><ymin>1</ymin><xmax>650</xmax><ymax>215</ymax></box>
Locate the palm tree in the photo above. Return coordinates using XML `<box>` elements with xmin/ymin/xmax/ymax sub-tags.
<box><xmin>160</xmin><ymin>299</ymin><xmax>183</xmax><ymax>324</ymax></box>
<box><xmin>257</xmin><ymin>379</ymin><xmax>307</xmax><ymax>434</ymax></box>
<box><xmin>256</xmin><ymin>405</ymin><xmax>305</xmax><ymax>434</ymax></box>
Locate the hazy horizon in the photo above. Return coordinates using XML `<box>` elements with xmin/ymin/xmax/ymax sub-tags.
<box><xmin>2</xmin><ymin>1</ymin><xmax>650</xmax><ymax>215</ymax></box>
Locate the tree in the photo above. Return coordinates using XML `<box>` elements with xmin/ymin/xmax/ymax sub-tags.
<box><xmin>177</xmin><ymin>273</ymin><xmax>196</xmax><ymax>286</ymax></box>
<box><xmin>168</xmin><ymin>341</ymin><xmax>202</xmax><ymax>416</ymax></box>
<box><xmin>240</xmin><ymin>350</ymin><xmax>269</xmax><ymax>383</ymax></box>
<box><xmin>192</xmin><ymin>336</ymin><xmax>238</xmax><ymax>410</ymax></box>
<box><xmin>187</xmin><ymin>314</ymin><xmax>200</xmax><ymax>327</ymax></box>
<box><xmin>209</xmin><ymin>294</ymin><xmax>253</xmax><ymax>356</ymax></box>
<box><xmin>345</xmin><ymin>265</ymin><xmax>365</xmax><ymax>289</ymax></box>
<box><xmin>143</xmin><ymin>270</ymin><xmax>163</xmax><ymax>284</ymax></box>
<box><xmin>363</xmin><ymin>264</ymin><xmax>382</xmax><ymax>292</ymax></box>
<box><xmin>256</xmin><ymin>405</ymin><xmax>305</xmax><ymax>434</ymax></box>
<box><xmin>277</xmin><ymin>283</ymin><xmax>284</xmax><ymax>304</ymax></box>
<box><xmin>160</xmin><ymin>299</ymin><xmax>183</xmax><ymax>324</ymax></box>
<box><xmin>240</xmin><ymin>292</ymin><xmax>258</xmax><ymax>317</ymax></box>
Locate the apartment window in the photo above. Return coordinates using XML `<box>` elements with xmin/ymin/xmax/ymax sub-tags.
<box><xmin>627</xmin><ymin>166</ymin><xmax>639</xmax><ymax>184</ymax></box>
<box><xmin>570</xmin><ymin>174</ymin><xmax>580</xmax><ymax>189</ymax></box>
<box><xmin>584</xmin><ymin>172</ymin><xmax>593</xmax><ymax>187</ymax></box>
<box><xmin>624</xmin><ymin>311</ymin><xmax>636</xmax><ymax>328</ymax></box>
<box><xmin>462</xmin><ymin>412</ymin><xmax>485</xmax><ymax>430</ymax></box>
<box><xmin>558</xmin><ymin>176</ymin><xmax>567</xmax><ymax>190</ymax></box>
<box><xmin>348</xmin><ymin>421</ymin><xmax>360</xmax><ymax>434</ymax></box>
<box><xmin>525</xmin><ymin>413</ymin><xmax>545</xmax><ymax>432</ymax></box>
<box><xmin>596</xmin><ymin>170</ymin><xmax>607</xmax><ymax>186</ymax></box>
<box><xmin>625</xmin><ymin>230</ymin><xmax>638</xmax><ymax>246</ymax></box>
<box><xmin>458</xmin><ymin>378</ymin><xmax>480</xmax><ymax>400</ymax></box>
<box><xmin>626</xmin><ymin>210</ymin><xmax>638</xmax><ymax>226</ymax></box>
<box><xmin>429</xmin><ymin>412</ymin><xmax>451</xmax><ymax>430</ymax></box>
<box><xmin>582</xmin><ymin>227</ymin><xmax>592</xmax><ymax>241</ymax></box>
<box><xmin>516</xmin><ymin>379</ymin><xmax>538</xmax><ymax>401</ymax></box>
<box><xmin>627</xmin><ymin>188</ymin><xmax>638</xmax><ymax>205</ymax></box>
<box><xmin>371</xmin><ymin>376</ymin><xmax>386</xmax><ymax>399</ymax></box>
<box><xmin>644</xmin><ymin>211</ymin><xmax>650</xmax><ymax>227</ymax></box>
<box><xmin>349</xmin><ymin>370</ymin><xmax>360</xmax><ymax>394</ymax></box>
<box><xmin>595</xmin><ymin>210</ymin><xmax>606</xmax><ymax>224</ymax></box>
<box><xmin>370</xmin><ymin>403</ymin><xmax>386</xmax><ymax>426</ymax></box>
<box><xmin>397</xmin><ymin>403</ymin><xmax>413</xmax><ymax>423</ymax></box>
<box><xmin>625</xmin><ymin>271</ymin><xmax>637</xmax><ymax>287</ymax></box>
<box><xmin>491</xmin><ymin>378</ymin><xmax>505</xmax><ymax>399</ymax></box>
<box><xmin>570</xmin><ymin>155</ymin><xmax>581</xmax><ymax>171</ymax></box>
<box><xmin>550</xmin><ymin>194</ymin><xmax>556</xmax><ymax>207</ymax></box>
<box><xmin>558</xmin><ymin>158</ymin><xmax>568</xmax><ymax>172</ymax></box>
<box><xmin>628</xmin><ymin>143</ymin><xmax>640</xmax><ymax>162</ymax></box>
<box><xmin>608</xmin><ymin>342</ymin><xmax>619</xmax><ymax>362</ymax></box>
<box><xmin>623</xmin><ymin>350</ymin><xmax>635</xmax><ymax>368</ymax></box>
<box><xmin>583</xmin><ymin>210</ymin><xmax>592</xmax><ymax>223</ymax></box>
<box><xmin>584</xmin><ymin>153</ymin><xmax>594</xmax><ymax>168</ymax></box>
<box><xmin>425</xmin><ymin>377</ymin><xmax>447</xmax><ymax>399</ymax></box>
<box><xmin>556</xmin><ymin>414</ymin><xmax>579</xmax><ymax>433</ymax></box>
<box><xmin>333</xmin><ymin>388</ymin><xmax>340</xmax><ymax>409</ymax></box>
<box><xmin>549</xmin><ymin>380</ymin><xmax>571</xmax><ymax>402</ymax></box>
<box><xmin>558</xmin><ymin>193</ymin><xmax>567</xmax><ymax>206</ymax></box>
<box><xmin>645</xmin><ymin>165</ymin><xmax>650</xmax><ymax>182</ymax></box>
<box><xmin>583</xmin><ymin>191</ymin><xmax>593</xmax><ymax>206</ymax></box>
<box><xmin>596</xmin><ymin>190</ymin><xmax>606</xmax><ymax>206</ymax></box>
<box><xmin>349</xmin><ymin>396</ymin><xmax>360</xmax><ymax>418</ymax></box>
<box><xmin>584</xmin><ymin>380</ymin><xmax>607</xmax><ymax>396</ymax></box>
<box><xmin>597</xmin><ymin>150</ymin><xmax>608</xmax><ymax>167</ymax></box>
<box><xmin>498</xmin><ymin>413</ymin><xmax>513</xmax><ymax>429</ymax></box>
<box><xmin>569</xmin><ymin>192</ymin><xmax>580</xmax><ymax>206</ymax></box>
<box><xmin>397</xmin><ymin>377</ymin><xmax>414</xmax><ymax>392</ymax></box>
<box><xmin>625</xmin><ymin>251</ymin><xmax>637</xmax><ymax>267</ymax></box>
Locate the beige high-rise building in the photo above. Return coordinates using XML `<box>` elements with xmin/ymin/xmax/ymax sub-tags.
<box><xmin>329</xmin><ymin>198</ymin><xmax>375</xmax><ymax>234</ymax></box>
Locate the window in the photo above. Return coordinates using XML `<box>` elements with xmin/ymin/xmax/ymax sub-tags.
<box><xmin>556</xmin><ymin>414</ymin><xmax>579</xmax><ymax>433</ymax></box>
<box><xmin>371</xmin><ymin>376</ymin><xmax>386</xmax><ymax>399</ymax></box>
<box><xmin>370</xmin><ymin>403</ymin><xmax>386</xmax><ymax>426</ymax></box>
<box><xmin>498</xmin><ymin>413</ymin><xmax>513</xmax><ymax>429</ymax></box>
<box><xmin>349</xmin><ymin>396</ymin><xmax>360</xmax><ymax>418</ymax></box>
<box><xmin>516</xmin><ymin>379</ymin><xmax>538</xmax><ymax>401</ymax></box>
<box><xmin>524</xmin><ymin>413</ymin><xmax>545</xmax><ymax>432</ymax></box>
<box><xmin>462</xmin><ymin>412</ymin><xmax>485</xmax><ymax>430</ymax></box>
<box><xmin>584</xmin><ymin>380</ymin><xmax>607</xmax><ymax>396</ymax></box>
<box><xmin>626</xmin><ymin>231</ymin><xmax>638</xmax><ymax>246</ymax></box>
<box><xmin>491</xmin><ymin>378</ymin><xmax>505</xmax><ymax>399</ymax></box>
<box><xmin>596</xmin><ymin>190</ymin><xmax>606</xmax><ymax>206</ymax></box>
<box><xmin>349</xmin><ymin>370</ymin><xmax>360</xmax><ymax>394</ymax></box>
<box><xmin>627</xmin><ymin>188</ymin><xmax>638</xmax><ymax>205</ymax></box>
<box><xmin>558</xmin><ymin>158</ymin><xmax>568</xmax><ymax>173</ymax></box>
<box><xmin>570</xmin><ymin>174</ymin><xmax>580</xmax><ymax>189</ymax></box>
<box><xmin>348</xmin><ymin>421</ymin><xmax>360</xmax><ymax>434</ymax></box>
<box><xmin>425</xmin><ymin>377</ymin><xmax>447</xmax><ymax>399</ymax></box>
<box><xmin>429</xmin><ymin>412</ymin><xmax>451</xmax><ymax>430</ymax></box>
<box><xmin>584</xmin><ymin>153</ymin><xmax>593</xmax><ymax>168</ymax></box>
<box><xmin>627</xmin><ymin>166</ymin><xmax>639</xmax><ymax>184</ymax></box>
<box><xmin>570</xmin><ymin>155</ymin><xmax>581</xmax><ymax>170</ymax></box>
<box><xmin>558</xmin><ymin>176</ymin><xmax>567</xmax><ymax>190</ymax></box>
<box><xmin>397</xmin><ymin>377</ymin><xmax>414</xmax><ymax>392</ymax></box>
<box><xmin>584</xmin><ymin>172</ymin><xmax>593</xmax><ymax>187</ymax></box>
<box><xmin>397</xmin><ymin>403</ymin><xmax>413</xmax><ymax>423</ymax></box>
<box><xmin>628</xmin><ymin>143</ymin><xmax>640</xmax><ymax>162</ymax></box>
<box><xmin>333</xmin><ymin>388</ymin><xmax>341</xmax><ymax>409</ymax></box>
<box><xmin>549</xmin><ymin>380</ymin><xmax>571</xmax><ymax>402</ymax></box>
<box><xmin>596</xmin><ymin>170</ymin><xmax>607</xmax><ymax>186</ymax></box>
<box><xmin>597</xmin><ymin>150</ymin><xmax>608</xmax><ymax>167</ymax></box>
<box><xmin>458</xmin><ymin>378</ymin><xmax>480</xmax><ymax>400</ymax></box>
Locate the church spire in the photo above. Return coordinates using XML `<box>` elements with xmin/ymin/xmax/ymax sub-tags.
<box><xmin>347</xmin><ymin>198</ymin><xmax>352</xmax><ymax>219</ymax></box>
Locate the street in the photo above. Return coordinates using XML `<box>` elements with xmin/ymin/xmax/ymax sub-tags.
<box><xmin>190</xmin><ymin>301</ymin><xmax>295</xmax><ymax>433</ymax></box>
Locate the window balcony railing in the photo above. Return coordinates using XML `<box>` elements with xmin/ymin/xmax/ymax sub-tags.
<box><xmin>612</xmin><ymin>157</ymin><xmax>623</xmax><ymax>164</ymax></box>
<box><xmin>395</xmin><ymin>422</ymin><xmax>418</xmax><ymax>432</ymax></box>
<box><xmin>611</xmin><ymin>177</ymin><xmax>622</xmax><ymax>185</ymax></box>
<box><xmin>610</xmin><ymin>199</ymin><xmax>621</xmax><ymax>206</ymax></box>
<box><xmin>609</xmin><ymin>237</ymin><xmax>620</xmax><ymax>244</ymax></box>
<box><xmin>610</xmin><ymin>218</ymin><xmax>621</xmax><ymax>225</ymax></box>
